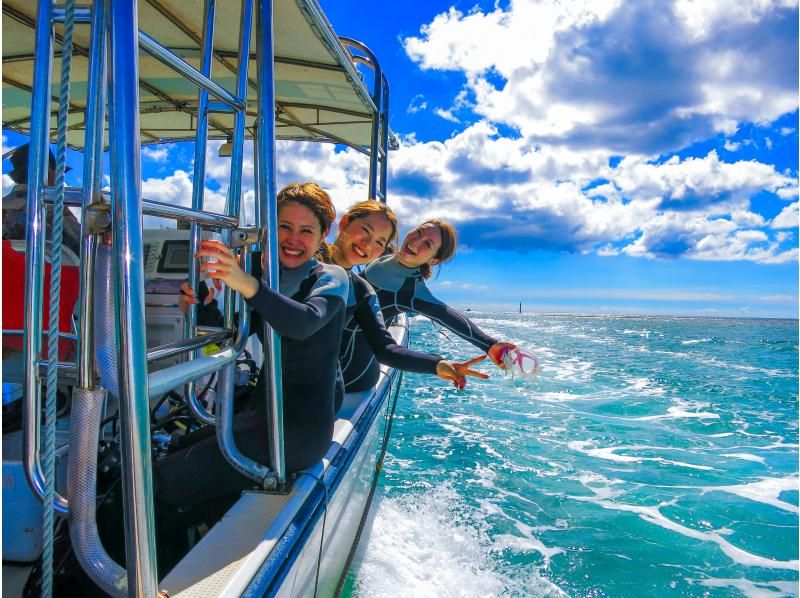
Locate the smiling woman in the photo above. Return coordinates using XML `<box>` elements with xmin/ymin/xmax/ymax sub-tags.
<box><xmin>340</xmin><ymin>219</ymin><xmax>518</xmax><ymax>392</ymax></box>
<box><xmin>153</xmin><ymin>183</ymin><xmax>350</xmax><ymax>569</ymax></box>
<box><xmin>326</xmin><ymin>201</ymin><xmax>490</xmax><ymax>394</ymax></box>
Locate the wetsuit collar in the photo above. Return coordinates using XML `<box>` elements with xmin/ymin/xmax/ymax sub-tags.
<box><xmin>384</xmin><ymin>254</ymin><xmax>422</xmax><ymax>279</ymax></box>
<box><xmin>280</xmin><ymin>257</ymin><xmax>316</xmax><ymax>298</ymax></box>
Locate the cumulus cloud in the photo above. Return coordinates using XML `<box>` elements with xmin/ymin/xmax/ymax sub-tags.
<box><xmin>724</xmin><ymin>140</ymin><xmax>740</xmax><ymax>151</ymax></box>
<box><xmin>403</xmin><ymin>0</ymin><xmax>797</xmax><ymax>154</ymax></box>
<box><xmin>434</xmin><ymin>108</ymin><xmax>461</xmax><ymax>123</ymax></box>
<box><xmin>772</xmin><ymin>202</ymin><xmax>799</xmax><ymax>229</ymax></box>
<box><xmin>130</xmin><ymin>0</ymin><xmax>796</xmax><ymax>266</ymax></box>
<box><xmin>2</xmin><ymin>173</ymin><xmax>14</xmax><ymax>195</ymax></box>
<box><xmin>141</xmin><ymin>169</ymin><xmax>227</xmax><ymax>228</ymax></box>
<box><xmin>367</xmin><ymin>122</ymin><xmax>792</xmax><ymax>261</ymax></box>
<box><xmin>135</xmin><ymin>120</ymin><xmax>794</xmax><ymax>263</ymax></box>
<box><xmin>407</xmin><ymin>94</ymin><xmax>428</xmax><ymax>114</ymax></box>
<box><xmin>142</xmin><ymin>143</ymin><xmax>175</xmax><ymax>163</ymax></box>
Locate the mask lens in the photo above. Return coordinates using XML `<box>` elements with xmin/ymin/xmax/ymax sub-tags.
<box><xmin>517</xmin><ymin>353</ymin><xmax>539</xmax><ymax>375</ymax></box>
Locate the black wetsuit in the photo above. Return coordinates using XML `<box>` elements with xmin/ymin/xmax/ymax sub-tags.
<box><xmin>153</xmin><ymin>258</ymin><xmax>348</xmax><ymax>510</ymax></box>
<box><xmin>340</xmin><ymin>269</ymin><xmax>443</xmax><ymax>391</ymax></box>
<box><xmin>341</xmin><ymin>255</ymin><xmax>498</xmax><ymax>390</ymax></box>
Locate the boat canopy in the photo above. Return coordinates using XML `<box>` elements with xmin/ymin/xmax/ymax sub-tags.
<box><xmin>2</xmin><ymin>0</ymin><xmax>377</xmax><ymax>151</ymax></box>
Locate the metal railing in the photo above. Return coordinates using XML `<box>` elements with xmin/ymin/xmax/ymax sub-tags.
<box><xmin>341</xmin><ymin>37</ymin><xmax>391</xmax><ymax>203</ymax></box>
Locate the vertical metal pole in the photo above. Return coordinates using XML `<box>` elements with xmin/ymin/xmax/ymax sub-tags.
<box><xmin>23</xmin><ymin>0</ymin><xmax>68</xmax><ymax>514</ymax></box>
<box><xmin>366</xmin><ymin>59</ymin><xmax>382</xmax><ymax>201</ymax></box>
<box><xmin>222</xmin><ymin>0</ymin><xmax>254</xmax><ymax>333</ymax></box>
<box><xmin>227</xmin><ymin>0</ymin><xmax>253</xmax><ymax>219</ymax></box>
<box><xmin>107</xmin><ymin>1</ymin><xmax>159</xmax><ymax>595</ymax></box>
<box><xmin>77</xmin><ymin>0</ymin><xmax>108</xmax><ymax>388</ymax></box>
<box><xmin>379</xmin><ymin>75</ymin><xmax>390</xmax><ymax>202</ymax></box>
<box><xmin>184</xmin><ymin>0</ymin><xmax>217</xmax><ymax>425</ymax></box>
<box><xmin>255</xmin><ymin>0</ymin><xmax>285</xmax><ymax>484</ymax></box>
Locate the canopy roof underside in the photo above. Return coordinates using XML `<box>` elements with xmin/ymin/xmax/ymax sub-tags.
<box><xmin>2</xmin><ymin>0</ymin><xmax>378</xmax><ymax>151</ymax></box>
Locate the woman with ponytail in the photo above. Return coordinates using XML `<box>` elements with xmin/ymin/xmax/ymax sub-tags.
<box><xmin>157</xmin><ymin>182</ymin><xmax>349</xmax><ymax>517</ymax></box>
<box><xmin>345</xmin><ymin>220</ymin><xmax>516</xmax><ymax>391</ymax></box>
<box><xmin>326</xmin><ymin>201</ymin><xmax>489</xmax><ymax>394</ymax></box>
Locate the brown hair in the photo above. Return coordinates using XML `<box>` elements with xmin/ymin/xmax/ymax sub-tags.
<box><xmin>343</xmin><ymin>199</ymin><xmax>399</xmax><ymax>247</ymax></box>
<box><xmin>417</xmin><ymin>219</ymin><xmax>458</xmax><ymax>279</ymax></box>
<box><xmin>277</xmin><ymin>182</ymin><xmax>336</xmax><ymax>257</ymax></box>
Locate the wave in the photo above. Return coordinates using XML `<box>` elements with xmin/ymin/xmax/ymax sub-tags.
<box><xmin>567</xmin><ymin>441</ymin><xmax>719</xmax><ymax>470</ymax></box>
<box><xmin>351</xmin><ymin>485</ymin><xmax>567</xmax><ymax>597</ymax></box>
<box><xmin>569</xmin><ymin>493</ymin><xmax>799</xmax><ymax>571</ymax></box>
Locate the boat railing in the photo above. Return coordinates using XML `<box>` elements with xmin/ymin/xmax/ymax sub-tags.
<box><xmin>19</xmin><ymin>1</ymin><xmax>282</xmax><ymax>594</ymax></box>
<box><xmin>341</xmin><ymin>37</ymin><xmax>391</xmax><ymax>203</ymax></box>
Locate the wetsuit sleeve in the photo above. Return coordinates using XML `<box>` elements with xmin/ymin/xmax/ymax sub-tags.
<box><xmin>245</xmin><ymin>267</ymin><xmax>347</xmax><ymax>340</ymax></box>
<box><xmin>353</xmin><ymin>292</ymin><xmax>442</xmax><ymax>374</ymax></box>
<box><xmin>412</xmin><ymin>282</ymin><xmax>498</xmax><ymax>352</ymax></box>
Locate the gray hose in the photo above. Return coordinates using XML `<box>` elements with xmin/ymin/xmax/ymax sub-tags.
<box><xmin>93</xmin><ymin>244</ymin><xmax>120</xmax><ymax>401</ymax></box>
<box><xmin>215</xmin><ymin>364</ymin><xmax>272</xmax><ymax>486</ymax></box>
<box><xmin>68</xmin><ymin>387</ymin><xmax>127</xmax><ymax>597</ymax></box>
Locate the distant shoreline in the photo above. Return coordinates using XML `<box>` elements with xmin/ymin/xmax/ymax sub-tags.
<box><xmin>453</xmin><ymin>310</ymin><xmax>799</xmax><ymax>322</ymax></box>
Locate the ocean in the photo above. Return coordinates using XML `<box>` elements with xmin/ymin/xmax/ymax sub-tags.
<box><xmin>344</xmin><ymin>313</ymin><xmax>799</xmax><ymax>597</ymax></box>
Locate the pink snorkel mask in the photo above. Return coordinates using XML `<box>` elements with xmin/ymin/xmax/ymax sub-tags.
<box><xmin>501</xmin><ymin>347</ymin><xmax>541</xmax><ymax>378</ymax></box>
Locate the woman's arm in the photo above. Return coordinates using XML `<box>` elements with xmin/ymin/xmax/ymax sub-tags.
<box><xmin>246</xmin><ymin>279</ymin><xmax>344</xmax><ymax>340</ymax></box>
<box><xmin>196</xmin><ymin>239</ymin><xmax>348</xmax><ymax>340</ymax></box>
<box><xmin>350</xmin><ymin>278</ymin><xmax>491</xmax><ymax>387</ymax></box>
<box><xmin>411</xmin><ymin>282</ymin><xmax>515</xmax><ymax>367</ymax></box>
<box><xmin>352</xmin><ymin>292</ymin><xmax>442</xmax><ymax>374</ymax></box>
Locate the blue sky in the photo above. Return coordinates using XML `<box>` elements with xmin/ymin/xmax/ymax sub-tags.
<box><xmin>4</xmin><ymin>0</ymin><xmax>798</xmax><ymax>317</ymax></box>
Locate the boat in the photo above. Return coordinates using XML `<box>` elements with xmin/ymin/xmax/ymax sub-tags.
<box><xmin>2</xmin><ymin>1</ymin><xmax>402</xmax><ymax>595</ymax></box>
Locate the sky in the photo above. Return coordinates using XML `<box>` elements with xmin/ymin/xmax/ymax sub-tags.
<box><xmin>3</xmin><ymin>0</ymin><xmax>798</xmax><ymax>318</ymax></box>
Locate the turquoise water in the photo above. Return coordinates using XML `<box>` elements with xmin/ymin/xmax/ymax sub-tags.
<box><xmin>347</xmin><ymin>314</ymin><xmax>799</xmax><ymax>597</ymax></box>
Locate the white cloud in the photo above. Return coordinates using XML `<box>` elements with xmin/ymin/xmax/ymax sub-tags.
<box><xmin>724</xmin><ymin>140</ymin><xmax>740</xmax><ymax>151</ymax></box>
<box><xmin>382</xmin><ymin>127</ymin><xmax>795</xmax><ymax>262</ymax></box>
<box><xmin>434</xmin><ymin>108</ymin><xmax>461</xmax><ymax>123</ymax></box>
<box><xmin>142</xmin><ymin>143</ymin><xmax>175</xmax><ymax>163</ymax></box>
<box><xmin>407</xmin><ymin>94</ymin><xmax>428</xmax><ymax>114</ymax></box>
<box><xmin>141</xmin><ymin>169</ymin><xmax>227</xmax><ymax>228</ymax></box>
<box><xmin>403</xmin><ymin>0</ymin><xmax>797</xmax><ymax>154</ymax></box>
<box><xmin>673</xmin><ymin>0</ymin><xmax>796</xmax><ymax>41</ymax></box>
<box><xmin>2</xmin><ymin>173</ymin><xmax>14</xmax><ymax>195</ymax></box>
<box><xmin>613</xmin><ymin>151</ymin><xmax>793</xmax><ymax>210</ymax></box>
<box><xmin>772</xmin><ymin>202</ymin><xmax>799</xmax><ymax>228</ymax></box>
<box><xmin>134</xmin><ymin>120</ymin><xmax>795</xmax><ymax>264</ymax></box>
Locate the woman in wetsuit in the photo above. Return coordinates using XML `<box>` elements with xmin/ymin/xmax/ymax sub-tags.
<box><xmin>328</xmin><ymin>201</ymin><xmax>489</xmax><ymax>393</ymax></box>
<box><xmin>343</xmin><ymin>220</ymin><xmax>516</xmax><ymax>391</ymax></box>
<box><xmin>154</xmin><ymin>182</ymin><xmax>348</xmax><ymax>513</ymax></box>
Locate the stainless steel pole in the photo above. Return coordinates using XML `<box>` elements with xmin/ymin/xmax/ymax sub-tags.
<box><xmin>256</xmin><ymin>0</ymin><xmax>285</xmax><ymax>484</ymax></box>
<box><xmin>184</xmin><ymin>0</ymin><xmax>218</xmax><ymax>426</ymax></box>
<box><xmin>77</xmin><ymin>0</ymin><xmax>108</xmax><ymax>388</ymax></box>
<box><xmin>23</xmin><ymin>0</ymin><xmax>69</xmax><ymax>514</ymax></box>
<box><xmin>107</xmin><ymin>1</ymin><xmax>159</xmax><ymax>594</ymax></box>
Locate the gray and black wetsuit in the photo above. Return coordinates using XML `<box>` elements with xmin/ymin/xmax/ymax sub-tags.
<box><xmin>340</xmin><ymin>269</ymin><xmax>443</xmax><ymax>392</ymax></box>
<box><xmin>154</xmin><ymin>258</ymin><xmax>348</xmax><ymax>510</ymax></box>
<box><xmin>341</xmin><ymin>255</ymin><xmax>498</xmax><ymax>392</ymax></box>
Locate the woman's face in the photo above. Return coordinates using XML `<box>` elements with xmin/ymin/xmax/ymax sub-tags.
<box><xmin>276</xmin><ymin>201</ymin><xmax>325</xmax><ymax>268</ymax></box>
<box><xmin>334</xmin><ymin>212</ymin><xmax>393</xmax><ymax>268</ymax></box>
<box><xmin>396</xmin><ymin>223</ymin><xmax>442</xmax><ymax>269</ymax></box>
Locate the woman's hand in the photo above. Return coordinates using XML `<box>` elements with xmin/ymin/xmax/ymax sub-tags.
<box><xmin>436</xmin><ymin>355</ymin><xmax>490</xmax><ymax>390</ymax></box>
<box><xmin>177</xmin><ymin>281</ymin><xmax>215</xmax><ymax>315</ymax></box>
<box><xmin>195</xmin><ymin>240</ymin><xmax>260</xmax><ymax>299</ymax></box>
<box><xmin>487</xmin><ymin>341</ymin><xmax>516</xmax><ymax>369</ymax></box>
